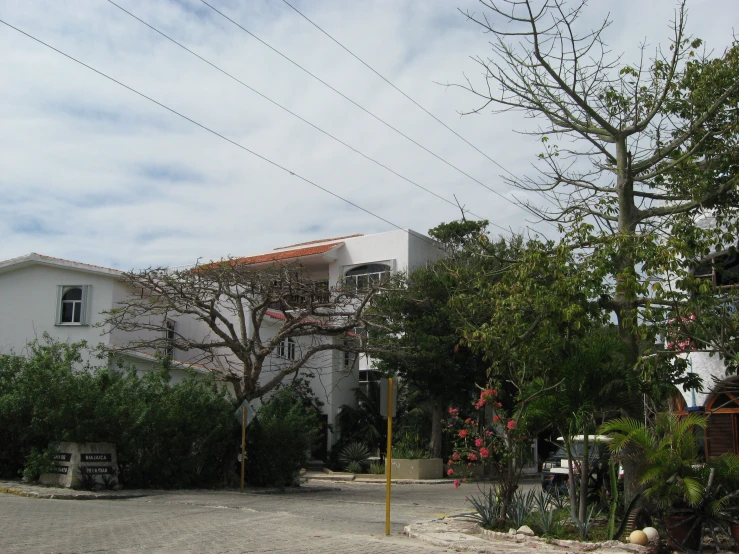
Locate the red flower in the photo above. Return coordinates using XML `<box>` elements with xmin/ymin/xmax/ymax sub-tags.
<box><xmin>468</xmin><ymin>452</ymin><xmax>478</xmax><ymax>461</ymax></box>
<box><xmin>459</xmin><ymin>429</ymin><xmax>468</xmax><ymax>438</ymax></box>
<box><xmin>484</xmin><ymin>430</ymin><xmax>493</xmax><ymax>436</ymax></box>
<box><xmin>454</xmin><ymin>480</ymin><xmax>461</xmax><ymax>488</ymax></box>
<box><xmin>492</xmin><ymin>415</ymin><xmax>501</xmax><ymax>423</ymax></box>
<box><xmin>447</xmin><ymin>468</ymin><xmax>454</xmax><ymax>476</ymax></box>
<box><xmin>452</xmin><ymin>452</ymin><xmax>461</xmax><ymax>461</ymax></box>
<box><xmin>464</xmin><ymin>418</ymin><xmax>472</xmax><ymax>424</ymax></box>
<box><xmin>448</xmin><ymin>407</ymin><xmax>459</xmax><ymax>416</ymax></box>
<box><xmin>507</xmin><ymin>420</ymin><xmax>517</xmax><ymax>430</ymax></box>
<box><xmin>479</xmin><ymin>447</ymin><xmax>490</xmax><ymax>458</ymax></box>
<box><xmin>475</xmin><ymin>438</ymin><xmax>483</xmax><ymax>447</ymax></box>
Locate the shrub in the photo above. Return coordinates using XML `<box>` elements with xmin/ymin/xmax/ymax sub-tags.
<box><xmin>344</xmin><ymin>461</ymin><xmax>364</xmax><ymax>474</ymax></box>
<box><xmin>369</xmin><ymin>461</ymin><xmax>385</xmax><ymax>475</ymax></box>
<box><xmin>0</xmin><ymin>337</ymin><xmax>237</xmax><ymax>488</ymax></box>
<box><xmin>245</xmin><ymin>386</ymin><xmax>321</xmax><ymax>489</ymax></box>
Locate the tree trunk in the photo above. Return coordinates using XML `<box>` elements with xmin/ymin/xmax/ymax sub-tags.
<box><xmin>614</xmin><ymin>137</ymin><xmax>646</xmax><ymax>510</ymax></box>
<box><xmin>579</xmin><ymin>433</ymin><xmax>589</xmax><ymax>523</ymax></box>
<box><xmin>429</xmin><ymin>396</ymin><xmax>444</xmax><ymax>458</ymax></box>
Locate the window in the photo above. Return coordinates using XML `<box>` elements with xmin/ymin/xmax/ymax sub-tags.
<box><xmin>343</xmin><ymin>263</ymin><xmax>391</xmax><ymax>291</ymax></box>
<box><xmin>693</xmin><ymin>250</ymin><xmax>739</xmax><ymax>288</ymax></box>
<box><xmin>278</xmin><ymin>337</ymin><xmax>296</xmax><ymax>360</ymax></box>
<box><xmin>164</xmin><ymin>319</ymin><xmax>176</xmax><ymax>359</ymax></box>
<box><xmin>55</xmin><ymin>285</ymin><xmax>91</xmax><ymax>325</ymax></box>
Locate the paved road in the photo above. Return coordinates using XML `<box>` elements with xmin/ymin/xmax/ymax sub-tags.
<box><xmin>0</xmin><ymin>480</ymin><xmax>537</xmax><ymax>553</ymax></box>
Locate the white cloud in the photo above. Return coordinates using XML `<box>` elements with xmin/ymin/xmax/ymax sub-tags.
<box><xmin>0</xmin><ymin>0</ymin><xmax>736</xmax><ymax>269</ymax></box>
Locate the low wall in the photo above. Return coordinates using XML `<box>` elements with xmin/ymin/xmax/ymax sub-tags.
<box><xmin>390</xmin><ymin>458</ymin><xmax>442</xmax><ymax>480</ymax></box>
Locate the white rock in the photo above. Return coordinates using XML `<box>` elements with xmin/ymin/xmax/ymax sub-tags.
<box><xmin>643</xmin><ymin>527</ymin><xmax>659</xmax><ymax>542</ymax></box>
<box><xmin>517</xmin><ymin>525</ymin><xmax>535</xmax><ymax>536</ymax></box>
<box><xmin>508</xmin><ymin>528</ymin><xmax>517</xmax><ymax>535</ymax></box>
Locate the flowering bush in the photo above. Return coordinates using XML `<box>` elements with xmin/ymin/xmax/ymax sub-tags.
<box><xmin>444</xmin><ymin>386</ymin><xmax>532</xmax><ymax>520</ymax></box>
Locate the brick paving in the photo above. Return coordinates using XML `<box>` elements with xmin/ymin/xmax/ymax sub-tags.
<box><xmin>0</xmin><ymin>481</ymin><xmax>474</xmax><ymax>553</ymax></box>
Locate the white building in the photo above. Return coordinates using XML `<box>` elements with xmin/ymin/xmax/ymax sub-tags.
<box><xmin>0</xmin><ymin>229</ymin><xmax>444</xmax><ymax>456</ymax></box>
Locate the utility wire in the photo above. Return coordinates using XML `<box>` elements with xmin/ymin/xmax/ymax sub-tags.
<box><xmin>280</xmin><ymin>1</ymin><xmax>510</xmax><ymax>181</ymax></box>
<box><xmin>0</xmin><ymin>17</ymin><xmax>459</xmax><ymax>249</ymax></box>
<box><xmin>104</xmin><ymin>0</ymin><xmax>509</xmax><ymax>232</ymax></box>
<box><xmin>199</xmin><ymin>0</ymin><xmax>538</xmax><ymax>224</ymax></box>
<box><xmin>279</xmin><ymin>0</ymin><xmax>560</xmax><ymax>214</ymax></box>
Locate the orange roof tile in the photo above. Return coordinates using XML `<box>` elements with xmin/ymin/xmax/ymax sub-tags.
<box><xmin>232</xmin><ymin>243</ymin><xmax>342</xmax><ymax>266</ymax></box>
<box><xmin>275</xmin><ymin>234</ymin><xmax>363</xmax><ymax>250</ymax></box>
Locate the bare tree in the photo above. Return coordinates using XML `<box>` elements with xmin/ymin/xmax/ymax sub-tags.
<box><xmin>448</xmin><ymin>0</ymin><xmax>739</xmax><ymax>364</ymax></box>
<box><xmin>101</xmin><ymin>260</ymin><xmax>378</xmax><ymax>402</ymax></box>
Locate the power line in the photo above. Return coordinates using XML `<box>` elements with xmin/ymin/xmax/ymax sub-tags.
<box><xmin>279</xmin><ymin>0</ymin><xmax>561</xmax><ymax>215</ymax></box>
<box><xmin>199</xmin><ymin>0</ymin><xmax>538</xmax><ymax>225</ymax></box>
<box><xmin>104</xmin><ymin>0</ymin><xmax>508</xmax><ymax>232</ymax></box>
<box><xmin>0</xmin><ymin>17</ymin><xmax>452</xmax><ymax>248</ymax></box>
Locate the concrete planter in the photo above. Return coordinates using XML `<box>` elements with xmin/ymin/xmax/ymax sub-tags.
<box><xmin>390</xmin><ymin>458</ymin><xmax>442</xmax><ymax>480</ymax></box>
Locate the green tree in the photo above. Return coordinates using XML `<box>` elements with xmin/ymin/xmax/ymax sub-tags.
<box><xmin>453</xmin><ymin>0</ymin><xmax>739</xmax><ymax>502</ymax></box>
<box><xmin>368</xmin><ymin>259</ymin><xmax>486</xmax><ymax>458</ymax></box>
<box><xmin>532</xmin><ymin>328</ymin><xmax>636</xmax><ymax>527</ymax></box>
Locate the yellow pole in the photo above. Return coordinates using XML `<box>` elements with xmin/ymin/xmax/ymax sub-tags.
<box><xmin>241</xmin><ymin>405</ymin><xmax>246</xmax><ymax>493</ymax></box>
<box><xmin>385</xmin><ymin>377</ymin><xmax>393</xmax><ymax>536</ymax></box>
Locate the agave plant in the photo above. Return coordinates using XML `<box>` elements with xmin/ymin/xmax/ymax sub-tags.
<box><xmin>339</xmin><ymin>442</ymin><xmax>371</xmax><ymax>472</ymax></box>
<box><xmin>465</xmin><ymin>487</ymin><xmax>502</xmax><ymax>530</ymax></box>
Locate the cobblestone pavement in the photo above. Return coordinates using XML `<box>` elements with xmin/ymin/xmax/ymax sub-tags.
<box><xmin>0</xmin><ymin>480</ymin><xmax>494</xmax><ymax>553</ymax></box>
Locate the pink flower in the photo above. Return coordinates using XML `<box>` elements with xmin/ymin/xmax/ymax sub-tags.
<box><xmin>475</xmin><ymin>438</ymin><xmax>483</xmax><ymax>447</ymax></box>
<box><xmin>459</xmin><ymin>429</ymin><xmax>468</xmax><ymax>438</ymax></box>
<box><xmin>479</xmin><ymin>447</ymin><xmax>490</xmax><ymax>458</ymax></box>
<box><xmin>474</xmin><ymin>400</ymin><xmax>485</xmax><ymax>410</ymax></box>
<box><xmin>454</xmin><ymin>480</ymin><xmax>461</xmax><ymax>488</ymax></box>
<box><xmin>447</xmin><ymin>468</ymin><xmax>454</xmax><ymax>476</ymax></box>
<box><xmin>452</xmin><ymin>452</ymin><xmax>461</xmax><ymax>461</ymax></box>
<box><xmin>507</xmin><ymin>420</ymin><xmax>517</xmax><ymax>430</ymax></box>
<box><xmin>468</xmin><ymin>452</ymin><xmax>478</xmax><ymax>461</ymax></box>
<box><xmin>448</xmin><ymin>407</ymin><xmax>459</xmax><ymax>416</ymax></box>
<box><xmin>492</xmin><ymin>415</ymin><xmax>501</xmax><ymax>423</ymax></box>
<box><xmin>484</xmin><ymin>430</ymin><xmax>493</xmax><ymax>436</ymax></box>
<box><xmin>464</xmin><ymin>418</ymin><xmax>473</xmax><ymax>424</ymax></box>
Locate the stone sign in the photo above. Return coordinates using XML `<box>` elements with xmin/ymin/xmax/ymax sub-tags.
<box><xmin>40</xmin><ymin>442</ymin><xmax>118</xmax><ymax>489</ymax></box>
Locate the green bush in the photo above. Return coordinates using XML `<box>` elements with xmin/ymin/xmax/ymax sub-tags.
<box><xmin>0</xmin><ymin>337</ymin><xmax>237</xmax><ymax>488</ymax></box>
<box><xmin>245</xmin><ymin>386</ymin><xmax>321</xmax><ymax>489</ymax></box>
<box><xmin>369</xmin><ymin>461</ymin><xmax>385</xmax><ymax>474</ymax></box>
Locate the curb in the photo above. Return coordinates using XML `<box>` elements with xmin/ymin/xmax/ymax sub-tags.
<box><xmin>404</xmin><ymin>518</ymin><xmax>655</xmax><ymax>554</ymax></box>
<box><xmin>0</xmin><ymin>485</ymin><xmax>147</xmax><ymax>501</ymax></box>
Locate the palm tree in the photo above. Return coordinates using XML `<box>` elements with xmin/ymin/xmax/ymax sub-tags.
<box><xmin>533</xmin><ymin>328</ymin><xmax>636</xmax><ymax>532</ymax></box>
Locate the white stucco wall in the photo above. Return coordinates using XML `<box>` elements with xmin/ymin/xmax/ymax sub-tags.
<box><xmin>678</xmin><ymin>350</ymin><xmax>731</xmax><ymax>409</ymax></box>
<box><xmin>0</xmin><ymin>264</ymin><xmax>116</xmax><ymax>356</ymax></box>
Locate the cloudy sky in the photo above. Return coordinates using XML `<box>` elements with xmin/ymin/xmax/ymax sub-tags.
<box><xmin>1</xmin><ymin>0</ymin><xmax>736</xmax><ymax>270</ymax></box>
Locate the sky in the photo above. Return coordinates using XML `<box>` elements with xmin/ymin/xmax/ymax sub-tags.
<box><xmin>0</xmin><ymin>0</ymin><xmax>737</xmax><ymax>270</ymax></box>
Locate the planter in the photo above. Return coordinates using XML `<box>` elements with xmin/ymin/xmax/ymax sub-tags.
<box><xmin>390</xmin><ymin>458</ymin><xmax>442</xmax><ymax>480</ymax></box>
<box><xmin>664</xmin><ymin>514</ymin><xmax>701</xmax><ymax>551</ymax></box>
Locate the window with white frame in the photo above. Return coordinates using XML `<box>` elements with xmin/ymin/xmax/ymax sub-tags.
<box><xmin>343</xmin><ymin>263</ymin><xmax>391</xmax><ymax>292</ymax></box>
<box><xmin>277</xmin><ymin>337</ymin><xmax>296</xmax><ymax>360</ymax></box>
<box><xmin>55</xmin><ymin>285</ymin><xmax>92</xmax><ymax>325</ymax></box>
